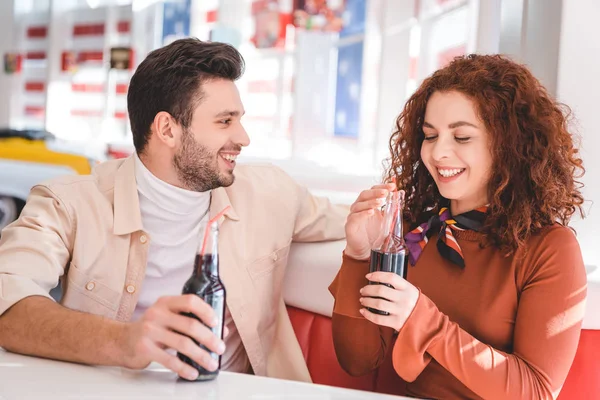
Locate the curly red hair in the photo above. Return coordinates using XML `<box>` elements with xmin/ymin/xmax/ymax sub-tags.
<box><xmin>387</xmin><ymin>54</ymin><xmax>585</xmax><ymax>254</ymax></box>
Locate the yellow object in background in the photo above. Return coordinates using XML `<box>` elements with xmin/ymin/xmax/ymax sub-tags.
<box><xmin>0</xmin><ymin>137</ymin><xmax>92</xmax><ymax>175</ymax></box>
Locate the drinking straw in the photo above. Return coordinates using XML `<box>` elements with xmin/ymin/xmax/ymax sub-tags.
<box><xmin>200</xmin><ymin>206</ymin><xmax>231</xmax><ymax>256</ymax></box>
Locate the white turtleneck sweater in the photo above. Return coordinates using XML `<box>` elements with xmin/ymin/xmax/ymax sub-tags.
<box><xmin>132</xmin><ymin>154</ymin><xmax>250</xmax><ymax>374</ymax></box>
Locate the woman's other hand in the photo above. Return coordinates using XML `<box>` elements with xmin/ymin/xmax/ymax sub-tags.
<box><xmin>359</xmin><ymin>271</ymin><xmax>419</xmax><ymax>332</ymax></box>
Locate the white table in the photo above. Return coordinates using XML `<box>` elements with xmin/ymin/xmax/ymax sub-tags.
<box><xmin>0</xmin><ymin>349</ymin><xmax>409</xmax><ymax>400</ymax></box>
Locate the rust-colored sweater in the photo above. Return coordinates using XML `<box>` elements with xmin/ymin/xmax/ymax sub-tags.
<box><xmin>329</xmin><ymin>225</ymin><xmax>587</xmax><ymax>400</ymax></box>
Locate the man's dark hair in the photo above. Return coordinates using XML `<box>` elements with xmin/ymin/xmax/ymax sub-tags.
<box><xmin>127</xmin><ymin>38</ymin><xmax>245</xmax><ymax>153</ymax></box>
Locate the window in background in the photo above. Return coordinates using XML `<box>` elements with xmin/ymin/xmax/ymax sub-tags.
<box><xmin>11</xmin><ymin>0</ymin><xmax>51</xmax><ymax>130</ymax></box>
<box><xmin>373</xmin><ymin>0</ymin><xmax>472</xmax><ymax>165</ymax></box>
<box><xmin>333</xmin><ymin>0</ymin><xmax>367</xmax><ymax>139</ymax></box>
<box><xmin>288</xmin><ymin>0</ymin><xmax>375</xmax><ymax>176</ymax></box>
<box><xmin>234</xmin><ymin>0</ymin><xmax>475</xmax><ymax>178</ymax></box>
<box><xmin>209</xmin><ymin>0</ymin><xmax>297</xmax><ymax>160</ymax></box>
<box><xmin>418</xmin><ymin>0</ymin><xmax>470</xmax><ymax>79</ymax></box>
<box><xmin>7</xmin><ymin>0</ymin><xmax>478</xmax><ymax>179</ymax></box>
<box><xmin>44</xmin><ymin>0</ymin><xmax>135</xmax><ymax>146</ymax></box>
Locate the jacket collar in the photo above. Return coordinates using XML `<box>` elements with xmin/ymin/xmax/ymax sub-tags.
<box><xmin>113</xmin><ymin>156</ymin><xmax>143</xmax><ymax>235</ymax></box>
<box><xmin>210</xmin><ymin>187</ymin><xmax>240</xmax><ymax>224</ymax></box>
<box><xmin>112</xmin><ymin>155</ymin><xmax>239</xmax><ymax>235</ymax></box>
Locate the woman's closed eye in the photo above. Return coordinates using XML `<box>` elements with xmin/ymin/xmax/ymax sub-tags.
<box><xmin>422</xmin><ymin>133</ymin><xmax>472</xmax><ymax>142</ymax></box>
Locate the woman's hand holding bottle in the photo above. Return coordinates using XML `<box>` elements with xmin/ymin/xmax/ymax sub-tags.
<box><xmin>344</xmin><ymin>183</ymin><xmax>396</xmax><ymax>260</ymax></box>
<box><xmin>358</xmin><ymin>271</ymin><xmax>419</xmax><ymax>332</ymax></box>
<box><xmin>344</xmin><ymin>181</ymin><xmax>420</xmax><ymax>332</ymax></box>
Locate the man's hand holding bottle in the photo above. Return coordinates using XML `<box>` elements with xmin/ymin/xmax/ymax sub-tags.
<box><xmin>121</xmin><ymin>295</ymin><xmax>227</xmax><ymax>381</ymax></box>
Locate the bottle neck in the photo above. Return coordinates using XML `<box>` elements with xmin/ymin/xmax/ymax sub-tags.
<box><xmin>376</xmin><ymin>190</ymin><xmax>407</xmax><ymax>253</ymax></box>
<box><xmin>195</xmin><ymin>221</ymin><xmax>220</xmax><ymax>277</ymax></box>
<box><xmin>392</xmin><ymin>203</ymin><xmax>404</xmax><ymax>241</ymax></box>
<box><xmin>195</xmin><ymin>253</ymin><xmax>219</xmax><ymax>278</ymax></box>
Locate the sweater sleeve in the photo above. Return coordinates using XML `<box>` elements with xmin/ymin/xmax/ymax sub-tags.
<box><xmin>392</xmin><ymin>227</ymin><xmax>588</xmax><ymax>400</ymax></box>
<box><xmin>328</xmin><ymin>253</ymin><xmax>396</xmax><ymax>377</ymax></box>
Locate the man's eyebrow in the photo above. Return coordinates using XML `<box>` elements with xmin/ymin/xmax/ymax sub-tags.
<box><xmin>213</xmin><ymin>110</ymin><xmax>245</xmax><ymax>118</ymax></box>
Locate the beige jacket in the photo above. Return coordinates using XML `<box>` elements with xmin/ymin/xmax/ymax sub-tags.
<box><xmin>0</xmin><ymin>156</ymin><xmax>348</xmax><ymax>382</ymax></box>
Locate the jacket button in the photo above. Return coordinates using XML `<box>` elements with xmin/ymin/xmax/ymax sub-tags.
<box><xmin>272</xmin><ymin>253</ymin><xmax>278</xmax><ymax>261</ymax></box>
<box><xmin>140</xmin><ymin>235</ymin><xmax>148</xmax><ymax>244</ymax></box>
<box><xmin>126</xmin><ymin>285</ymin><xmax>136</xmax><ymax>294</ymax></box>
<box><xmin>86</xmin><ymin>282</ymin><xmax>95</xmax><ymax>291</ymax></box>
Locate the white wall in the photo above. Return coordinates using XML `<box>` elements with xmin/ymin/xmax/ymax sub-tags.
<box><xmin>522</xmin><ymin>0</ymin><xmax>562</xmax><ymax>96</ymax></box>
<box><xmin>498</xmin><ymin>0</ymin><xmax>563</xmax><ymax>96</ymax></box>
<box><xmin>557</xmin><ymin>0</ymin><xmax>600</xmax><ymax>269</ymax></box>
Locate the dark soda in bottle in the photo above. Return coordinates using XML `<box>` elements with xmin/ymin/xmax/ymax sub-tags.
<box><xmin>177</xmin><ymin>221</ymin><xmax>226</xmax><ymax>381</ymax></box>
<box><xmin>368</xmin><ymin>190</ymin><xmax>408</xmax><ymax>316</ymax></box>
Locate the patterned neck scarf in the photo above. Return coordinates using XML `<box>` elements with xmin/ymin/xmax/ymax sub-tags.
<box><xmin>404</xmin><ymin>206</ymin><xmax>488</xmax><ymax>268</ymax></box>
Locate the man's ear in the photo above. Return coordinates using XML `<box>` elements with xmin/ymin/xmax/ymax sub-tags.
<box><xmin>151</xmin><ymin>111</ymin><xmax>182</xmax><ymax>149</ymax></box>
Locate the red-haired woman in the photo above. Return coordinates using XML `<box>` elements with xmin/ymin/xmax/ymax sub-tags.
<box><xmin>329</xmin><ymin>54</ymin><xmax>587</xmax><ymax>400</ymax></box>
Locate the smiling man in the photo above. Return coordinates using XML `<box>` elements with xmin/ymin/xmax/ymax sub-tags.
<box><xmin>0</xmin><ymin>38</ymin><xmax>348</xmax><ymax>383</ymax></box>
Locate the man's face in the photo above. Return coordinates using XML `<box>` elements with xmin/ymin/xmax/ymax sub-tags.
<box><xmin>173</xmin><ymin>79</ymin><xmax>249</xmax><ymax>192</ymax></box>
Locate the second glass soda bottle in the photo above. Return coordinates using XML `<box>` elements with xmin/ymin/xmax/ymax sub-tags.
<box><xmin>177</xmin><ymin>220</ymin><xmax>226</xmax><ymax>381</ymax></box>
<box><xmin>367</xmin><ymin>189</ymin><xmax>409</xmax><ymax>316</ymax></box>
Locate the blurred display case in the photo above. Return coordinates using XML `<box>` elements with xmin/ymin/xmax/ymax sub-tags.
<box><xmin>12</xmin><ymin>0</ymin><xmax>51</xmax><ymax>130</ymax></box>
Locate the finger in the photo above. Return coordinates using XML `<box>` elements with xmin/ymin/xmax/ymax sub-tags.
<box><xmin>366</xmin><ymin>272</ymin><xmax>407</xmax><ymax>289</ymax></box>
<box><xmin>373</xmin><ymin>182</ymin><xmax>397</xmax><ymax>193</ymax></box>
<box><xmin>359</xmin><ymin>297</ymin><xmax>396</xmax><ymax>315</ymax></box>
<box><xmin>355</xmin><ymin>188</ymin><xmax>391</xmax><ymax>203</ymax></box>
<box><xmin>350</xmin><ymin>198</ymin><xmax>386</xmax><ymax>213</ymax></box>
<box><xmin>360</xmin><ymin>283</ymin><xmax>400</xmax><ymax>302</ymax></box>
<box><xmin>359</xmin><ymin>308</ymin><xmax>395</xmax><ymax>329</ymax></box>
<box><xmin>151</xmin><ymin>325</ymin><xmax>219</xmax><ymax>372</ymax></box>
<box><xmin>346</xmin><ymin>209</ymin><xmax>376</xmax><ymax>226</ymax></box>
<box><xmin>159</xmin><ymin>295</ymin><xmax>217</xmax><ymax>327</ymax></box>
<box><xmin>374</xmin><ymin>182</ymin><xmax>396</xmax><ymax>189</ymax></box>
<box><xmin>167</xmin><ymin>312</ymin><xmax>225</xmax><ymax>355</ymax></box>
<box><xmin>382</xmin><ymin>182</ymin><xmax>397</xmax><ymax>190</ymax></box>
<box><xmin>143</xmin><ymin>339</ymin><xmax>200</xmax><ymax>381</ymax></box>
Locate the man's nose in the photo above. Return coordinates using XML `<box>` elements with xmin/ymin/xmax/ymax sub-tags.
<box><xmin>235</xmin><ymin>123</ymin><xmax>250</xmax><ymax>147</ymax></box>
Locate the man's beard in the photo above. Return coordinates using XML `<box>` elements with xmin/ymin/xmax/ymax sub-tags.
<box><xmin>172</xmin><ymin>130</ymin><xmax>236</xmax><ymax>192</ymax></box>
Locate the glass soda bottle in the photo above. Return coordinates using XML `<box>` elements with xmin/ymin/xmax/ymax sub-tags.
<box><xmin>177</xmin><ymin>220</ymin><xmax>226</xmax><ymax>381</ymax></box>
<box><xmin>367</xmin><ymin>190</ymin><xmax>409</xmax><ymax>316</ymax></box>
